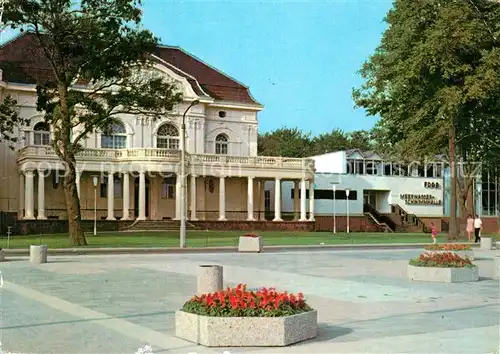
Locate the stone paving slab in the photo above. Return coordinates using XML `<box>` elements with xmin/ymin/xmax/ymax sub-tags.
<box><xmin>0</xmin><ymin>249</ymin><xmax>498</xmax><ymax>353</ymax></box>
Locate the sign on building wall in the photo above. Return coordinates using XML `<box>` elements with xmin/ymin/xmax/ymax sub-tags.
<box><xmin>400</xmin><ymin>194</ymin><xmax>442</xmax><ymax>205</ymax></box>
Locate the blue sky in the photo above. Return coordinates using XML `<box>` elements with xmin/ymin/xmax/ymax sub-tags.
<box><xmin>1</xmin><ymin>0</ymin><xmax>393</xmax><ymax>135</ymax></box>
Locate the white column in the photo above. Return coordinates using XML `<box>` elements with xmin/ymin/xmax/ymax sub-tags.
<box><xmin>273</xmin><ymin>177</ymin><xmax>283</xmax><ymax>221</ymax></box>
<box><xmin>138</xmin><ymin>171</ymin><xmax>146</xmax><ymax>220</ymax></box>
<box><xmin>293</xmin><ymin>181</ymin><xmax>300</xmax><ymax>220</ymax></box>
<box><xmin>218</xmin><ymin>176</ymin><xmax>226</xmax><ymax>221</ymax></box>
<box><xmin>106</xmin><ymin>172</ymin><xmax>115</xmax><ymax>220</ymax></box>
<box><xmin>37</xmin><ymin>169</ymin><xmax>46</xmax><ymax>219</ymax></box>
<box><xmin>309</xmin><ymin>180</ymin><xmax>315</xmax><ymax>221</ymax></box>
<box><xmin>190</xmin><ymin>174</ymin><xmax>197</xmax><ymax>221</ymax></box>
<box><xmin>175</xmin><ymin>174</ymin><xmax>181</xmax><ymax>220</ymax></box>
<box><xmin>24</xmin><ymin>170</ymin><xmax>35</xmax><ymax>219</ymax></box>
<box><xmin>299</xmin><ymin>179</ymin><xmax>307</xmax><ymax>221</ymax></box>
<box><xmin>122</xmin><ymin>172</ymin><xmax>130</xmax><ymax>220</ymax></box>
<box><xmin>76</xmin><ymin>170</ymin><xmax>81</xmax><ymax>199</ymax></box>
<box><xmin>19</xmin><ymin>173</ymin><xmax>25</xmax><ymax>219</ymax></box>
<box><xmin>247</xmin><ymin>176</ymin><xmax>254</xmax><ymax>221</ymax></box>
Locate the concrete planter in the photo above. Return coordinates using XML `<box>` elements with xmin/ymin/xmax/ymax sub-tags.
<box><xmin>407</xmin><ymin>264</ymin><xmax>478</xmax><ymax>283</ymax></box>
<box><xmin>30</xmin><ymin>245</ymin><xmax>48</xmax><ymax>264</ymax></box>
<box><xmin>424</xmin><ymin>250</ymin><xmax>474</xmax><ymax>260</ymax></box>
<box><xmin>238</xmin><ymin>236</ymin><xmax>263</xmax><ymax>253</ymax></box>
<box><xmin>480</xmin><ymin>237</ymin><xmax>493</xmax><ymax>250</ymax></box>
<box><xmin>175</xmin><ymin>309</ymin><xmax>317</xmax><ymax>347</ymax></box>
<box><xmin>197</xmin><ymin>265</ymin><xmax>223</xmax><ymax>295</ymax></box>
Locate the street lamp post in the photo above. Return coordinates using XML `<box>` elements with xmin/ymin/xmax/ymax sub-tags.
<box><xmin>180</xmin><ymin>99</ymin><xmax>200</xmax><ymax>248</ymax></box>
<box><xmin>92</xmin><ymin>175</ymin><xmax>99</xmax><ymax>236</ymax></box>
<box><xmin>346</xmin><ymin>189</ymin><xmax>350</xmax><ymax>233</ymax></box>
<box><xmin>330</xmin><ymin>182</ymin><xmax>339</xmax><ymax>234</ymax></box>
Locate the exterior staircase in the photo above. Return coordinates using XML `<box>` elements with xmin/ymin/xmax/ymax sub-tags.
<box><xmin>363</xmin><ymin>204</ymin><xmax>395</xmax><ymax>232</ymax></box>
<box><xmin>122</xmin><ymin>219</ymin><xmax>199</xmax><ymax>232</ymax></box>
<box><xmin>390</xmin><ymin>204</ymin><xmax>429</xmax><ymax>233</ymax></box>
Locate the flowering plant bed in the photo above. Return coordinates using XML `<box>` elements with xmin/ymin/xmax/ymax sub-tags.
<box><xmin>407</xmin><ymin>253</ymin><xmax>478</xmax><ymax>283</ymax></box>
<box><xmin>424</xmin><ymin>244</ymin><xmax>472</xmax><ymax>251</ymax></box>
<box><xmin>410</xmin><ymin>252</ymin><xmax>475</xmax><ymax>268</ymax></box>
<box><xmin>176</xmin><ymin>284</ymin><xmax>317</xmax><ymax>346</ymax></box>
<box><xmin>423</xmin><ymin>244</ymin><xmax>474</xmax><ymax>260</ymax></box>
<box><xmin>238</xmin><ymin>234</ymin><xmax>263</xmax><ymax>252</ymax></box>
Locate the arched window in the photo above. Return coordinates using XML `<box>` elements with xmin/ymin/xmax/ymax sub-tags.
<box><xmin>157</xmin><ymin>123</ymin><xmax>179</xmax><ymax>150</ymax></box>
<box><xmin>33</xmin><ymin>122</ymin><xmax>50</xmax><ymax>146</ymax></box>
<box><xmin>101</xmin><ymin>121</ymin><xmax>127</xmax><ymax>149</ymax></box>
<box><xmin>215</xmin><ymin>133</ymin><xmax>229</xmax><ymax>155</ymax></box>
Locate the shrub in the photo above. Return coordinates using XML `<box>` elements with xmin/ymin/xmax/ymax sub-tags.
<box><xmin>182</xmin><ymin>284</ymin><xmax>312</xmax><ymax>317</ymax></box>
<box><xmin>409</xmin><ymin>252</ymin><xmax>475</xmax><ymax>268</ymax></box>
<box><xmin>424</xmin><ymin>244</ymin><xmax>472</xmax><ymax>251</ymax></box>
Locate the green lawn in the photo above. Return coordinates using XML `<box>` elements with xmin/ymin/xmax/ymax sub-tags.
<box><xmin>0</xmin><ymin>231</ymin><xmax>448</xmax><ymax>249</ymax></box>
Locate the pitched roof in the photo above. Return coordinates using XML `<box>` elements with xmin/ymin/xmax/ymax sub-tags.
<box><xmin>0</xmin><ymin>32</ymin><xmax>261</xmax><ymax>105</ymax></box>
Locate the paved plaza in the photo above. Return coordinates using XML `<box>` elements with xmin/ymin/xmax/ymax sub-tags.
<box><xmin>0</xmin><ymin>248</ymin><xmax>498</xmax><ymax>353</ymax></box>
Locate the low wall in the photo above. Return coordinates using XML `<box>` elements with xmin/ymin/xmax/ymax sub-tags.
<box><xmin>314</xmin><ymin>215</ymin><xmax>386</xmax><ymax>232</ymax></box>
<box><xmin>191</xmin><ymin>220</ymin><xmax>315</xmax><ymax>232</ymax></box>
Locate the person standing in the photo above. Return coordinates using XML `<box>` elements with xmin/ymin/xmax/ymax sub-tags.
<box><xmin>430</xmin><ymin>222</ymin><xmax>438</xmax><ymax>244</ymax></box>
<box><xmin>474</xmin><ymin>214</ymin><xmax>483</xmax><ymax>243</ymax></box>
<box><xmin>466</xmin><ymin>214</ymin><xmax>474</xmax><ymax>242</ymax></box>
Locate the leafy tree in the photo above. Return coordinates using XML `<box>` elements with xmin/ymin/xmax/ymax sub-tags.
<box><xmin>0</xmin><ymin>95</ymin><xmax>29</xmax><ymax>149</ymax></box>
<box><xmin>258</xmin><ymin>127</ymin><xmax>312</xmax><ymax>157</ymax></box>
<box><xmin>4</xmin><ymin>0</ymin><xmax>183</xmax><ymax>245</ymax></box>
<box><xmin>346</xmin><ymin>130</ymin><xmax>375</xmax><ymax>151</ymax></box>
<box><xmin>353</xmin><ymin>0</ymin><xmax>500</xmax><ymax>240</ymax></box>
<box><xmin>309</xmin><ymin>128</ymin><xmax>350</xmax><ymax>155</ymax></box>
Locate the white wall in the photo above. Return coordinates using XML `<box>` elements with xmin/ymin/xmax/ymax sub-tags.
<box><xmin>266</xmin><ymin>173</ymin><xmax>445</xmax><ymax>217</ymax></box>
<box><xmin>311</xmin><ymin>151</ymin><xmax>346</xmax><ymax>173</ymax></box>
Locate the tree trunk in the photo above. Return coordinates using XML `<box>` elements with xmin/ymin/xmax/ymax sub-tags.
<box><xmin>63</xmin><ymin>153</ymin><xmax>87</xmax><ymax>246</ymax></box>
<box><xmin>57</xmin><ymin>83</ymin><xmax>87</xmax><ymax>246</ymax></box>
<box><xmin>448</xmin><ymin>124</ymin><xmax>457</xmax><ymax>241</ymax></box>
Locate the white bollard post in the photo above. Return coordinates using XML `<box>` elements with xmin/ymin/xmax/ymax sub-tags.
<box><xmin>480</xmin><ymin>237</ymin><xmax>493</xmax><ymax>250</ymax></box>
<box><xmin>197</xmin><ymin>265</ymin><xmax>223</xmax><ymax>295</ymax></box>
<box><xmin>30</xmin><ymin>245</ymin><xmax>48</xmax><ymax>264</ymax></box>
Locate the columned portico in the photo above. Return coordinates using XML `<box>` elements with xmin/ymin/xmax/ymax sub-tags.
<box><xmin>299</xmin><ymin>179</ymin><xmax>307</xmax><ymax>221</ymax></box>
<box><xmin>137</xmin><ymin>171</ymin><xmax>146</xmax><ymax>220</ymax></box>
<box><xmin>106</xmin><ymin>172</ymin><xmax>115</xmax><ymax>220</ymax></box>
<box><xmin>218</xmin><ymin>176</ymin><xmax>226</xmax><ymax>221</ymax></box>
<box><xmin>247</xmin><ymin>176</ymin><xmax>254</xmax><ymax>221</ymax></box>
<box><xmin>37</xmin><ymin>169</ymin><xmax>46</xmax><ymax>219</ymax></box>
<box><xmin>175</xmin><ymin>175</ymin><xmax>181</xmax><ymax>220</ymax></box>
<box><xmin>24</xmin><ymin>169</ymin><xmax>35</xmax><ymax>219</ymax></box>
<box><xmin>76</xmin><ymin>170</ymin><xmax>81</xmax><ymax>198</ymax></box>
<box><xmin>308</xmin><ymin>180</ymin><xmax>315</xmax><ymax>221</ymax></box>
<box><xmin>122</xmin><ymin>172</ymin><xmax>130</xmax><ymax>220</ymax></box>
<box><xmin>190</xmin><ymin>174</ymin><xmax>197</xmax><ymax>221</ymax></box>
<box><xmin>273</xmin><ymin>177</ymin><xmax>283</xmax><ymax>222</ymax></box>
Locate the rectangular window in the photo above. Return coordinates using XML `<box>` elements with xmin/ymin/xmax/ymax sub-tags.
<box><xmin>264</xmin><ymin>190</ymin><xmax>271</xmax><ymax>210</ymax></box>
<box><xmin>290</xmin><ymin>189</ymin><xmax>310</xmax><ymax>199</ymax></box>
<box><xmin>100</xmin><ymin>175</ymin><xmax>122</xmax><ymax>198</ymax></box>
<box><xmin>34</xmin><ymin>132</ymin><xmax>50</xmax><ymax>146</ymax></box>
<box><xmin>356</xmin><ymin>160</ymin><xmax>365</xmax><ymax>174</ymax></box>
<box><xmin>161</xmin><ymin>177</ymin><xmax>176</xmax><ymax>199</ymax></box>
<box><xmin>101</xmin><ymin>135</ymin><xmax>126</xmax><ymax>149</ymax></box>
<box><xmin>311</xmin><ymin>189</ymin><xmax>357</xmax><ymax>200</ymax></box>
<box><xmin>216</xmin><ymin>143</ymin><xmax>228</xmax><ymax>155</ymax></box>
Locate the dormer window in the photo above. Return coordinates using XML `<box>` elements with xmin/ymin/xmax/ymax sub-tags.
<box><xmin>101</xmin><ymin>121</ymin><xmax>127</xmax><ymax>149</ymax></box>
<box><xmin>215</xmin><ymin>133</ymin><xmax>229</xmax><ymax>155</ymax></box>
<box><xmin>156</xmin><ymin>123</ymin><xmax>179</xmax><ymax>150</ymax></box>
<box><xmin>33</xmin><ymin>122</ymin><xmax>51</xmax><ymax>146</ymax></box>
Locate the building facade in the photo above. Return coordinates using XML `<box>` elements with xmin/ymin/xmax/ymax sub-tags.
<box><xmin>266</xmin><ymin>150</ymin><xmax>499</xmax><ymax>233</ymax></box>
<box><xmin>0</xmin><ymin>33</ymin><xmax>315</xmax><ymax>229</ymax></box>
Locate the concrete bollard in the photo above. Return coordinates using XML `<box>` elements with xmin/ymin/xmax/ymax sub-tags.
<box><xmin>480</xmin><ymin>237</ymin><xmax>493</xmax><ymax>250</ymax></box>
<box><xmin>494</xmin><ymin>255</ymin><xmax>500</xmax><ymax>279</ymax></box>
<box><xmin>30</xmin><ymin>245</ymin><xmax>48</xmax><ymax>264</ymax></box>
<box><xmin>0</xmin><ymin>249</ymin><xmax>5</xmax><ymax>262</ymax></box>
<box><xmin>197</xmin><ymin>265</ymin><xmax>223</xmax><ymax>295</ymax></box>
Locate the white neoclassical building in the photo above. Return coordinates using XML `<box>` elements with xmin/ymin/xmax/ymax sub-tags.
<box><xmin>0</xmin><ymin>32</ymin><xmax>315</xmax><ymax>227</ymax></box>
